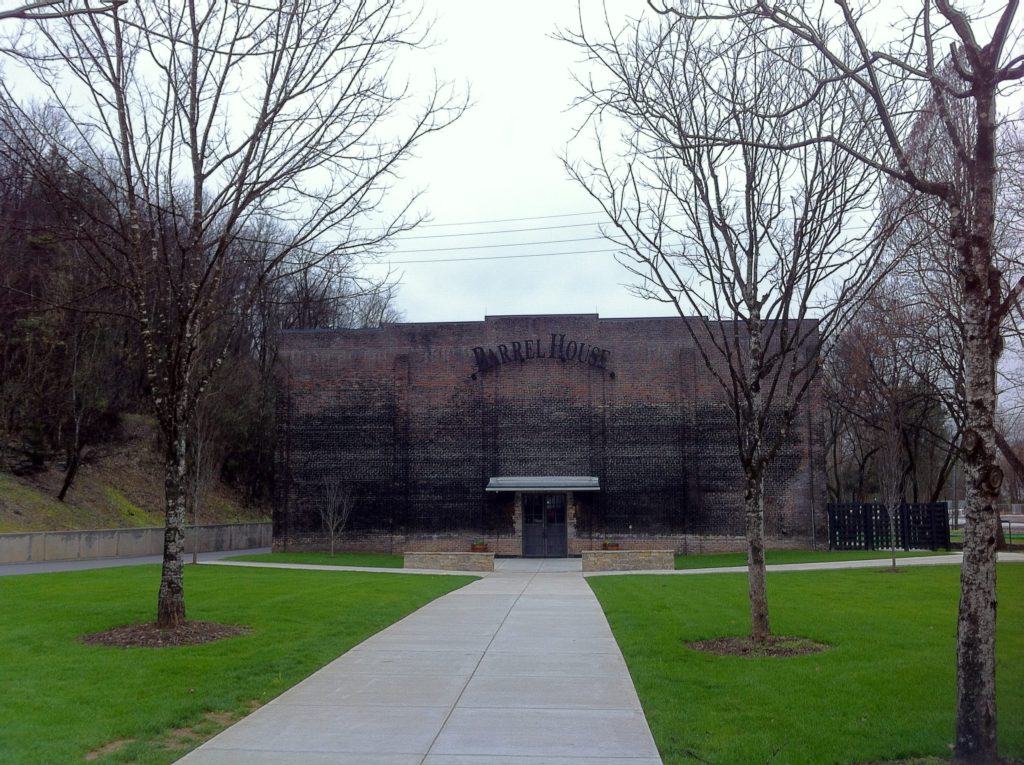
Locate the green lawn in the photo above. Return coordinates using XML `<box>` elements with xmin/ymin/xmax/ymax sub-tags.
<box><xmin>589</xmin><ymin>564</ymin><xmax>1024</xmax><ymax>765</ymax></box>
<box><xmin>950</xmin><ymin>529</ymin><xmax>1024</xmax><ymax>544</ymax></box>
<box><xmin>226</xmin><ymin>551</ymin><xmax>404</xmax><ymax>568</ymax></box>
<box><xmin>0</xmin><ymin>565</ymin><xmax>473</xmax><ymax>764</ymax></box>
<box><xmin>675</xmin><ymin>548</ymin><xmax>944</xmax><ymax>569</ymax></box>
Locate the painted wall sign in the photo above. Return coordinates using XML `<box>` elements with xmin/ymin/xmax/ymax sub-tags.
<box><xmin>471</xmin><ymin>332</ymin><xmax>611</xmax><ymax>374</ymax></box>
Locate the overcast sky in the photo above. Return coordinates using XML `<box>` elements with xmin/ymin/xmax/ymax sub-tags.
<box><xmin>363</xmin><ymin>1</ymin><xmax>674</xmax><ymax>324</ymax></box>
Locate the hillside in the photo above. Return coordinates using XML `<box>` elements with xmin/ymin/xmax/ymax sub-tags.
<box><xmin>0</xmin><ymin>415</ymin><xmax>269</xmax><ymax>533</ymax></box>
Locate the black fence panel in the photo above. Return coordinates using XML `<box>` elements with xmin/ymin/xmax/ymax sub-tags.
<box><xmin>827</xmin><ymin>502</ymin><xmax>950</xmax><ymax>551</ymax></box>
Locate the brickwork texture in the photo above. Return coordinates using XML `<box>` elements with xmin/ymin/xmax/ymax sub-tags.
<box><xmin>581</xmin><ymin>550</ymin><xmax>675</xmax><ymax>572</ymax></box>
<box><xmin>274</xmin><ymin>314</ymin><xmax>827</xmax><ymax>554</ymax></box>
<box><xmin>404</xmin><ymin>551</ymin><xmax>495</xmax><ymax>572</ymax></box>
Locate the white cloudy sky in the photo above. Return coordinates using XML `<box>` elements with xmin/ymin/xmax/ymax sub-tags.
<box><xmin>368</xmin><ymin>0</ymin><xmax>1020</xmax><ymax>324</ymax></box>
<box><xmin>362</xmin><ymin>0</ymin><xmax>673</xmax><ymax>323</ymax></box>
<box><xmin>4</xmin><ymin>1</ymin><xmax>1011</xmax><ymax>325</ymax></box>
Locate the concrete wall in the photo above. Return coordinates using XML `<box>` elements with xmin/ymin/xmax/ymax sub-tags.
<box><xmin>0</xmin><ymin>523</ymin><xmax>271</xmax><ymax>564</ymax></box>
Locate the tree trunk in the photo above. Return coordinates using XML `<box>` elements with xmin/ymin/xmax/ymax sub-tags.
<box><xmin>58</xmin><ymin>394</ymin><xmax>83</xmax><ymax>502</ymax></box>
<box><xmin>57</xmin><ymin>445</ymin><xmax>81</xmax><ymax>502</ymax></box>
<box><xmin>156</xmin><ymin>428</ymin><xmax>188</xmax><ymax>628</ymax></box>
<box><xmin>955</xmin><ymin>381</ymin><xmax>1000</xmax><ymax>763</ymax></box>
<box><xmin>856</xmin><ymin>452</ymin><xmax>870</xmax><ymax>502</ymax></box>
<box><xmin>744</xmin><ymin>471</ymin><xmax>771</xmax><ymax>642</ymax></box>
<box><xmin>953</xmin><ymin>84</ymin><xmax>1002</xmax><ymax>765</ymax></box>
<box><xmin>832</xmin><ymin>434</ymin><xmax>842</xmax><ymax>503</ymax></box>
<box><xmin>888</xmin><ymin>501</ymin><xmax>899</xmax><ymax>569</ymax></box>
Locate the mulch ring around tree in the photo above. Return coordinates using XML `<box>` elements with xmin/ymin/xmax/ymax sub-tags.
<box><xmin>81</xmin><ymin>620</ymin><xmax>250</xmax><ymax>648</ymax></box>
<box><xmin>687</xmin><ymin>635</ymin><xmax>828</xmax><ymax>658</ymax></box>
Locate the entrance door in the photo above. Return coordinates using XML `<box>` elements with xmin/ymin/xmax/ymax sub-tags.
<box><xmin>522</xmin><ymin>493</ymin><xmax>568</xmax><ymax>557</ymax></box>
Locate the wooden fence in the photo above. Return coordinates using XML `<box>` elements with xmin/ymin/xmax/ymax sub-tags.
<box><xmin>827</xmin><ymin>503</ymin><xmax>950</xmax><ymax>551</ymax></box>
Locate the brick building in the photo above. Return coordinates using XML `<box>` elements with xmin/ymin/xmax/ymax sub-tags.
<box><xmin>274</xmin><ymin>313</ymin><xmax>826</xmax><ymax>556</ymax></box>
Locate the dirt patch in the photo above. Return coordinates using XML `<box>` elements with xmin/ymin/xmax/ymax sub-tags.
<box><xmin>205</xmin><ymin>710</ymin><xmax>237</xmax><ymax>726</ymax></box>
<box><xmin>158</xmin><ymin>706</ymin><xmax>262</xmax><ymax>752</ymax></box>
<box><xmin>687</xmin><ymin>635</ymin><xmax>828</xmax><ymax>658</ymax></box>
<box><xmin>84</xmin><ymin>739</ymin><xmax>134</xmax><ymax>761</ymax></box>
<box><xmin>161</xmin><ymin>728</ymin><xmax>203</xmax><ymax>751</ymax></box>
<box><xmin>167</xmin><ymin>727</ymin><xmax>202</xmax><ymax>740</ymax></box>
<box><xmin>81</xmin><ymin>620</ymin><xmax>250</xmax><ymax>648</ymax></box>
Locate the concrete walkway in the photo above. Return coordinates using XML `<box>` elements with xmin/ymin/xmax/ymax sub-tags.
<box><xmin>587</xmin><ymin>551</ymin><xmax>1024</xmax><ymax>577</ymax></box>
<box><xmin>201</xmin><ymin>551</ymin><xmax>1024</xmax><ymax>579</ymax></box>
<box><xmin>176</xmin><ymin>560</ymin><xmax>662</xmax><ymax>765</ymax></box>
<box><xmin>0</xmin><ymin>548</ymin><xmax>272</xmax><ymax>577</ymax></box>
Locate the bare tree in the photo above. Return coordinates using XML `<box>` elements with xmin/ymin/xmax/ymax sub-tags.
<box><xmin>849</xmin><ymin>291</ymin><xmax>933</xmax><ymax>567</ymax></box>
<box><xmin>186</xmin><ymin>390</ymin><xmax>220</xmax><ymax>565</ymax></box>
<box><xmin>877</xmin><ymin>425</ymin><xmax>907</xmax><ymax>568</ymax></box>
<box><xmin>826</xmin><ymin>281</ymin><xmax>956</xmax><ymax>508</ymax></box>
<box><xmin>0</xmin><ymin>0</ymin><xmax>125</xmax><ymax>22</ymax></box>
<box><xmin>644</xmin><ymin>2</ymin><xmax>1023</xmax><ymax>760</ymax></box>
<box><xmin>563</xmin><ymin>11</ymin><xmax>886</xmax><ymax>642</ymax></box>
<box><xmin>0</xmin><ymin>0</ymin><xmax>463</xmax><ymax>628</ymax></box>
<box><xmin>317</xmin><ymin>478</ymin><xmax>354</xmax><ymax>556</ymax></box>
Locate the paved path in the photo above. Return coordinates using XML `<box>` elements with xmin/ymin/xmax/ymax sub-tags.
<box><xmin>8</xmin><ymin>548</ymin><xmax>1015</xmax><ymax>577</ymax></box>
<box><xmin>0</xmin><ymin>548</ymin><xmax>271</xmax><ymax>577</ymax></box>
<box><xmin>587</xmin><ymin>551</ymin><xmax>1024</xmax><ymax>577</ymax></box>
<box><xmin>201</xmin><ymin>551</ymin><xmax>1024</xmax><ymax>579</ymax></box>
<box><xmin>177</xmin><ymin>558</ymin><xmax>662</xmax><ymax>765</ymax></box>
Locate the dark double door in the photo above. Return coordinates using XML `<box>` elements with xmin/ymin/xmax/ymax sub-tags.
<box><xmin>522</xmin><ymin>493</ymin><xmax>567</xmax><ymax>557</ymax></box>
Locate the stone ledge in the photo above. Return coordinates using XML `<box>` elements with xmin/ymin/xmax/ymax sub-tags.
<box><xmin>582</xmin><ymin>549</ymin><xmax>675</xmax><ymax>572</ymax></box>
<box><xmin>404</xmin><ymin>551</ymin><xmax>495</xmax><ymax>572</ymax></box>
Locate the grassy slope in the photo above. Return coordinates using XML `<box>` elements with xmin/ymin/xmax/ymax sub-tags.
<box><xmin>227</xmin><ymin>551</ymin><xmax>404</xmax><ymax>567</ymax></box>
<box><xmin>0</xmin><ymin>565</ymin><xmax>473</xmax><ymax>764</ymax></box>
<box><xmin>675</xmin><ymin>549</ymin><xmax>942</xmax><ymax>569</ymax></box>
<box><xmin>589</xmin><ymin>565</ymin><xmax>1023</xmax><ymax>765</ymax></box>
<box><xmin>0</xmin><ymin>417</ymin><xmax>267</xmax><ymax>532</ymax></box>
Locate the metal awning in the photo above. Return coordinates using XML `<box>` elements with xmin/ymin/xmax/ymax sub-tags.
<box><xmin>485</xmin><ymin>476</ymin><xmax>600</xmax><ymax>492</ymax></box>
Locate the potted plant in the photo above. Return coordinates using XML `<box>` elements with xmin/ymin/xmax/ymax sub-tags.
<box><xmin>471</xmin><ymin>540</ymin><xmax>489</xmax><ymax>552</ymax></box>
<box><xmin>602</xmin><ymin>540</ymin><xmax>620</xmax><ymax>551</ymax></box>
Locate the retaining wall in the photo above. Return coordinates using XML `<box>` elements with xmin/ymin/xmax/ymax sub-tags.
<box><xmin>0</xmin><ymin>523</ymin><xmax>271</xmax><ymax>564</ymax></box>
<box><xmin>403</xmin><ymin>551</ymin><xmax>495</xmax><ymax>571</ymax></box>
<box><xmin>582</xmin><ymin>549</ymin><xmax>675</xmax><ymax>572</ymax></box>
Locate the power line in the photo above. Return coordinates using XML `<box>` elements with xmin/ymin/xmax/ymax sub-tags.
<box><xmin>396</xmin><ymin>220</ymin><xmax>605</xmax><ymax>241</ymax></box>
<box><xmin>399</xmin><ymin>213</ymin><xmax>878</xmax><ymax>241</ymax></box>
<box><xmin>387</xmin><ymin>247</ymin><xmax>621</xmax><ymax>265</ymax></box>
<box><xmin>416</xmin><ymin>210</ymin><xmax>605</xmax><ymax>228</ymax></box>
<box><xmin>395</xmin><ymin>235</ymin><xmax>607</xmax><ymax>254</ymax></box>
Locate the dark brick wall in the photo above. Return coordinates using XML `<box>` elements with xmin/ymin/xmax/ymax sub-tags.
<box><xmin>274</xmin><ymin>314</ymin><xmax>827</xmax><ymax>552</ymax></box>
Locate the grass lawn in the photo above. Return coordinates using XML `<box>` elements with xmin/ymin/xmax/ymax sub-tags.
<box><xmin>675</xmin><ymin>548</ymin><xmax>944</xmax><ymax>569</ymax></box>
<box><xmin>589</xmin><ymin>564</ymin><xmax>1023</xmax><ymax>765</ymax></box>
<box><xmin>950</xmin><ymin>529</ymin><xmax>1024</xmax><ymax>544</ymax></box>
<box><xmin>0</xmin><ymin>565</ymin><xmax>473</xmax><ymax>764</ymax></box>
<box><xmin>225</xmin><ymin>551</ymin><xmax>404</xmax><ymax>568</ymax></box>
